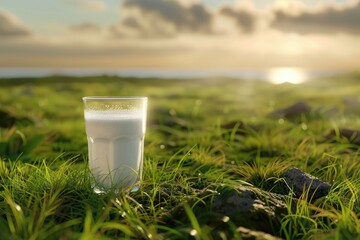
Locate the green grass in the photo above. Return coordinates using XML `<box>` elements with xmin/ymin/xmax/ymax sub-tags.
<box><xmin>0</xmin><ymin>74</ymin><xmax>359</xmax><ymax>239</ymax></box>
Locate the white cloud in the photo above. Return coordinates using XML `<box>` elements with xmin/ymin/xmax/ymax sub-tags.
<box><xmin>0</xmin><ymin>10</ymin><xmax>31</xmax><ymax>38</ymax></box>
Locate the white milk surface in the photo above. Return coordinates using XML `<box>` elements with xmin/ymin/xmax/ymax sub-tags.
<box><xmin>84</xmin><ymin>110</ymin><xmax>145</xmax><ymax>189</ymax></box>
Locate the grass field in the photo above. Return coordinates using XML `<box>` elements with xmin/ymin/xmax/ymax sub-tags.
<box><xmin>0</xmin><ymin>74</ymin><xmax>359</xmax><ymax>239</ymax></box>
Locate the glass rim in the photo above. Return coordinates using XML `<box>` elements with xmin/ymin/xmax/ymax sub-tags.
<box><xmin>83</xmin><ymin>96</ymin><xmax>147</xmax><ymax>101</ymax></box>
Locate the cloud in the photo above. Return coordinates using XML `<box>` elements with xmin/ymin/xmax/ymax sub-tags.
<box><xmin>270</xmin><ymin>1</ymin><xmax>360</xmax><ymax>34</ymax></box>
<box><xmin>63</xmin><ymin>0</ymin><xmax>107</xmax><ymax>12</ymax></box>
<box><xmin>70</xmin><ymin>22</ymin><xmax>102</xmax><ymax>33</ymax></box>
<box><xmin>115</xmin><ymin>0</ymin><xmax>213</xmax><ymax>37</ymax></box>
<box><xmin>220</xmin><ymin>7</ymin><xmax>257</xmax><ymax>33</ymax></box>
<box><xmin>110</xmin><ymin>16</ymin><xmax>176</xmax><ymax>38</ymax></box>
<box><xmin>122</xmin><ymin>17</ymin><xmax>142</xmax><ymax>30</ymax></box>
<box><xmin>0</xmin><ymin>10</ymin><xmax>31</xmax><ymax>38</ymax></box>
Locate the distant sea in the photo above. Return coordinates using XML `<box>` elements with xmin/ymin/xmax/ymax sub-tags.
<box><xmin>0</xmin><ymin>67</ymin><xmax>344</xmax><ymax>82</ymax></box>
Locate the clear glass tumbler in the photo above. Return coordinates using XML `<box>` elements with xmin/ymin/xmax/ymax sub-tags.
<box><xmin>83</xmin><ymin>97</ymin><xmax>147</xmax><ymax>191</ymax></box>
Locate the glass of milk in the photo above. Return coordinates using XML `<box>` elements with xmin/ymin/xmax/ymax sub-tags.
<box><xmin>83</xmin><ymin>96</ymin><xmax>147</xmax><ymax>192</ymax></box>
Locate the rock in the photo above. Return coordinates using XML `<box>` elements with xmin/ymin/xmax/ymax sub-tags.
<box><xmin>0</xmin><ymin>109</ymin><xmax>34</xmax><ymax>129</ymax></box>
<box><xmin>327</xmin><ymin>128</ymin><xmax>360</xmax><ymax>146</ymax></box>
<box><xmin>282</xmin><ymin>167</ymin><xmax>331</xmax><ymax>201</ymax></box>
<box><xmin>21</xmin><ymin>88</ymin><xmax>34</xmax><ymax>96</ymax></box>
<box><xmin>159</xmin><ymin>185</ymin><xmax>289</xmax><ymax>237</ymax></box>
<box><xmin>314</xmin><ymin>106</ymin><xmax>339</xmax><ymax>118</ymax></box>
<box><xmin>237</xmin><ymin>226</ymin><xmax>283</xmax><ymax>240</ymax></box>
<box><xmin>0</xmin><ymin>109</ymin><xmax>17</xmax><ymax>128</ymax></box>
<box><xmin>269</xmin><ymin>101</ymin><xmax>312</xmax><ymax>120</ymax></box>
<box><xmin>344</xmin><ymin>97</ymin><xmax>360</xmax><ymax>106</ymax></box>
<box><xmin>344</xmin><ymin>97</ymin><xmax>360</xmax><ymax>115</ymax></box>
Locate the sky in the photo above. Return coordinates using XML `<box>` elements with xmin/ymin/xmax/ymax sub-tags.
<box><xmin>1</xmin><ymin>0</ymin><xmax>360</xmax><ymax>70</ymax></box>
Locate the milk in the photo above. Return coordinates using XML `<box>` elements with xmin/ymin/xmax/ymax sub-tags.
<box><xmin>84</xmin><ymin>110</ymin><xmax>146</xmax><ymax>190</ymax></box>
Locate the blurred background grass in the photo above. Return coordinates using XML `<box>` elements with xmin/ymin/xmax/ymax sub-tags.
<box><xmin>1</xmin><ymin>74</ymin><xmax>359</xmax><ymax>165</ymax></box>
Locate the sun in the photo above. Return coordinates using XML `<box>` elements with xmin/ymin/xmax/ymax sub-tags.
<box><xmin>268</xmin><ymin>67</ymin><xmax>307</xmax><ymax>84</ymax></box>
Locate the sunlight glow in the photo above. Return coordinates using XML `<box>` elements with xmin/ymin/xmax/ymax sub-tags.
<box><xmin>268</xmin><ymin>67</ymin><xmax>307</xmax><ymax>84</ymax></box>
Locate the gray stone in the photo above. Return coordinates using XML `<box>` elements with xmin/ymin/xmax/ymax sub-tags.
<box><xmin>237</xmin><ymin>226</ymin><xmax>283</xmax><ymax>240</ymax></box>
<box><xmin>327</xmin><ymin>128</ymin><xmax>360</xmax><ymax>146</ymax></box>
<box><xmin>344</xmin><ymin>97</ymin><xmax>360</xmax><ymax>115</ymax></box>
<box><xmin>282</xmin><ymin>167</ymin><xmax>331</xmax><ymax>201</ymax></box>
<box><xmin>0</xmin><ymin>109</ymin><xmax>17</xmax><ymax>128</ymax></box>
<box><xmin>0</xmin><ymin>109</ymin><xmax>33</xmax><ymax>128</ymax></box>
<box><xmin>269</xmin><ymin>101</ymin><xmax>312</xmax><ymax>120</ymax></box>
<box><xmin>159</xmin><ymin>185</ymin><xmax>289</xmax><ymax>237</ymax></box>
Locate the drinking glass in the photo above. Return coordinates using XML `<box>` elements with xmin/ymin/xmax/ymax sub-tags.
<box><xmin>83</xmin><ymin>97</ymin><xmax>147</xmax><ymax>191</ymax></box>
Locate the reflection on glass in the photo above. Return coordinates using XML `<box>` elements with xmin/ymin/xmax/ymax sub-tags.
<box><xmin>267</xmin><ymin>67</ymin><xmax>307</xmax><ymax>84</ymax></box>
